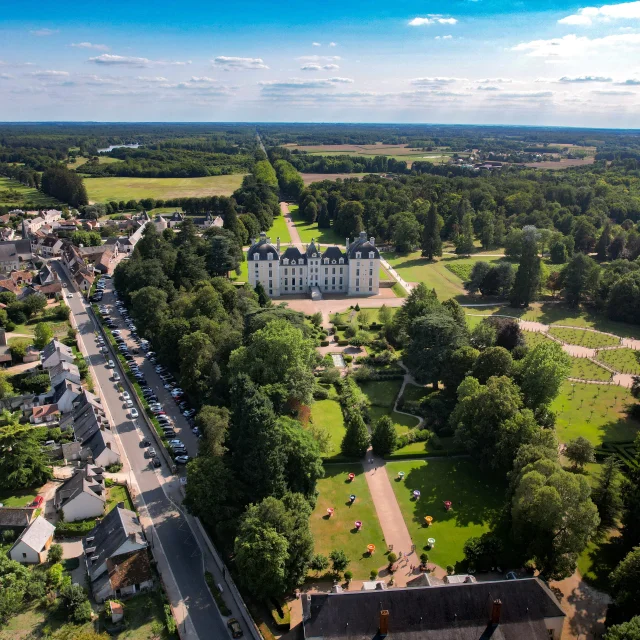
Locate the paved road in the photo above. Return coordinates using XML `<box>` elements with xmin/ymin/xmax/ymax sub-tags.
<box><xmin>52</xmin><ymin>261</ymin><xmax>227</xmax><ymax>640</ymax></box>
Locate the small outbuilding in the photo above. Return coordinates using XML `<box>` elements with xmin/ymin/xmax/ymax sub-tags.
<box><xmin>9</xmin><ymin>515</ymin><xmax>55</xmax><ymax>564</ymax></box>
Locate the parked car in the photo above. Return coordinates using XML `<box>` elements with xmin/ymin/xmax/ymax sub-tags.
<box><xmin>141</xmin><ymin>438</ymin><xmax>151</xmax><ymax>447</ymax></box>
<box><xmin>152</xmin><ymin>457</ymin><xmax>161</xmax><ymax>468</ymax></box>
<box><xmin>129</xmin><ymin>408</ymin><xmax>139</xmax><ymax>418</ymax></box>
<box><xmin>227</xmin><ymin>618</ymin><xmax>243</xmax><ymax>639</ymax></box>
<box><xmin>175</xmin><ymin>455</ymin><xmax>190</xmax><ymax>465</ymax></box>
<box><xmin>113</xmin><ymin>372</ymin><xmax>121</xmax><ymax>382</ymax></box>
<box><xmin>107</xmin><ymin>360</ymin><xmax>115</xmax><ymax>368</ymax></box>
<box><xmin>122</xmin><ymin>391</ymin><xmax>130</xmax><ymax>401</ymax></box>
<box><xmin>146</xmin><ymin>447</ymin><xmax>156</xmax><ymax>458</ymax></box>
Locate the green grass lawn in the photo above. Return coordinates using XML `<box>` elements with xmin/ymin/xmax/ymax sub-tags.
<box><xmin>310</xmin><ymin>464</ymin><xmax>387</xmax><ymax>579</ymax></box>
<box><xmin>289</xmin><ymin>204</ymin><xmax>344</xmax><ymax>246</ymax></box>
<box><xmin>111</xmin><ymin>590</ymin><xmax>177</xmax><ymax>640</ymax></box>
<box><xmin>524</xmin><ymin>331</ymin><xmax>553</xmax><ymax>348</ymax></box>
<box><xmin>382</xmin><ymin>253</ymin><xmax>503</xmax><ymax>303</ymax></box>
<box><xmin>369</xmin><ymin>406</ymin><xmax>420</xmax><ymax>435</ymax></box>
<box><xmin>597</xmin><ymin>348</ymin><xmax>640</xmax><ymax>375</ymax></box>
<box><xmin>386</xmin><ymin>459</ymin><xmax>506</xmax><ymax>568</ymax></box>
<box><xmin>577</xmin><ymin>531</ymin><xmax>627</xmax><ymax>593</ymax></box>
<box><xmin>569</xmin><ymin>357</ymin><xmax>612</xmax><ymax>382</ymax></box>
<box><xmin>85</xmin><ymin>175</ymin><xmax>246</xmax><ymax>203</ymax></box>
<box><xmin>230</xmin><ymin>260</ymin><xmax>247</xmax><ymax>283</ymax></box>
<box><xmin>106</xmin><ymin>484</ymin><xmax>134</xmax><ymax>513</ymax></box>
<box><xmin>548</xmin><ymin>327</ymin><xmax>620</xmax><ymax>348</ymax></box>
<box><xmin>0</xmin><ymin>486</ymin><xmax>38</xmax><ymax>507</ymax></box>
<box><xmin>550</xmin><ymin>381</ymin><xmax>640</xmax><ymax>445</ymax></box>
<box><xmin>268</xmin><ymin>212</ymin><xmax>293</xmax><ymax>245</ymax></box>
<box><xmin>0</xmin><ymin>176</ymin><xmax>61</xmax><ymax>208</ymax></box>
<box><xmin>401</xmin><ymin>384</ymin><xmax>429</xmax><ymax>405</ymax></box>
<box><xmin>310</xmin><ymin>397</ymin><xmax>345</xmax><ymax>458</ymax></box>
<box><xmin>359</xmin><ymin>380</ymin><xmax>403</xmax><ymax>409</ymax></box>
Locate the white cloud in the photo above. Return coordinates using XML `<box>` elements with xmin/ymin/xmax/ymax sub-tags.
<box><xmin>329</xmin><ymin>42</ymin><xmax>337</xmax><ymax>46</ymax></box>
<box><xmin>71</xmin><ymin>42</ymin><xmax>109</xmax><ymax>51</ymax></box>
<box><xmin>298</xmin><ymin>55</ymin><xmax>341</xmax><ymax>62</ymax></box>
<box><xmin>29</xmin><ymin>28</ymin><xmax>58</xmax><ymax>36</ymax></box>
<box><xmin>477</xmin><ymin>77</ymin><xmax>513</xmax><ymax>83</ymax></box>
<box><xmin>29</xmin><ymin>70</ymin><xmax>70</xmax><ymax>77</ymax></box>
<box><xmin>137</xmin><ymin>76</ymin><xmax>169</xmax><ymax>82</ymax></box>
<box><xmin>410</xmin><ymin>77</ymin><xmax>463</xmax><ymax>86</ymax></box>
<box><xmin>89</xmin><ymin>54</ymin><xmax>191</xmax><ymax>67</ymax></box>
<box><xmin>409</xmin><ymin>16</ymin><xmax>458</xmax><ymax>25</ymax></box>
<box><xmin>312</xmin><ymin>42</ymin><xmax>321</xmax><ymax>46</ymax></box>
<box><xmin>323</xmin><ymin>63</ymin><xmax>340</xmax><ymax>70</ymax></box>
<box><xmin>477</xmin><ymin>85</ymin><xmax>500</xmax><ymax>91</ymax></box>
<box><xmin>0</xmin><ymin>73</ymin><xmax>13</xmax><ymax>79</ymax></box>
<box><xmin>78</xmin><ymin>74</ymin><xmax>121</xmax><ymax>85</ymax></box>
<box><xmin>512</xmin><ymin>32</ymin><xmax>640</xmax><ymax>57</ymax></box>
<box><xmin>189</xmin><ymin>76</ymin><xmax>220</xmax><ymax>83</ymax></box>
<box><xmin>559</xmin><ymin>1</ymin><xmax>640</xmax><ymax>26</ymax></box>
<box><xmin>558</xmin><ymin>75</ymin><xmax>613</xmax><ymax>82</ymax></box>
<box><xmin>260</xmin><ymin>77</ymin><xmax>354</xmax><ymax>93</ymax></box>
<box><xmin>301</xmin><ymin>63</ymin><xmax>340</xmax><ymax>71</ymax></box>
<box><xmin>488</xmin><ymin>91</ymin><xmax>554</xmax><ymax>99</ymax></box>
<box><xmin>616</xmin><ymin>77</ymin><xmax>640</xmax><ymax>83</ymax></box>
<box><xmin>212</xmin><ymin>56</ymin><xmax>268</xmax><ymax>70</ymax></box>
<box><xmin>435</xmin><ymin>35</ymin><xmax>453</xmax><ymax>39</ymax></box>
<box><xmin>592</xmin><ymin>88</ymin><xmax>636</xmax><ymax>94</ymax></box>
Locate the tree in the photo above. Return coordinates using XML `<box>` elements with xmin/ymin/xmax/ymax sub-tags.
<box><xmin>441</xmin><ymin>346</ymin><xmax>479</xmax><ymax>394</ymax></box>
<box><xmin>610</xmin><ymin>547</ymin><xmax>640</xmax><ymax>613</ymax></box>
<box><xmin>0</xmin><ymin>372</ymin><xmax>13</xmax><ymax>400</ymax></box>
<box><xmin>573</xmin><ymin>218</ymin><xmax>598</xmax><ymax>253</ymax></box>
<box><xmin>608</xmin><ymin>271</ymin><xmax>640</xmax><ymax>325</ymax></box>
<box><xmin>207</xmin><ymin>235</ymin><xmax>240</xmax><ymax>277</ymax></box>
<box><xmin>596</xmin><ymin>222</ymin><xmax>612</xmax><ymax>260</ymax></box>
<box><xmin>592</xmin><ymin>456</ymin><xmax>624</xmax><ymax>529</ymax></box>
<box><xmin>41</xmin><ymin>166</ymin><xmax>88</xmax><ymax>207</ymax></box>
<box><xmin>341</xmin><ymin>409</ymin><xmax>370</xmax><ymax>459</ymax></box>
<box><xmin>550</xmin><ymin>240</ymin><xmax>568</xmax><ymax>264</ymax></box>
<box><xmin>604</xmin><ymin>617</ymin><xmax>640</xmax><ymax>640</ymax></box>
<box><xmin>421</xmin><ymin>203</ymin><xmax>443</xmax><ymax>259</ymax></box>
<box><xmin>561</xmin><ymin>253</ymin><xmax>600</xmax><ymax>307</ymax></box>
<box><xmin>510</xmin><ymin>227</ymin><xmax>541</xmax><ymax>307</ymax></box>
<box><xmin>484</xmin><ymin>317</ymin><xmax>525</xmax><ymax>351</ymax></box>
<box><xmin>471</xmin><ymin>346</ymin><xmax>513</xmax><ymax>384</ymax></box>
<box><xmin>22</xmin><ymin>293</ymin><xmax>47</xmax><ymax>318</ymax></box>
<box><xmin>310</xmin><ymin>554</ymin><xmax>329</xmax><ymax>575</ymax></box>
<box><xmin>564</xmin><ymin>436</ymin><xmax>595</xmax><ymax>471</ymax></box>
<box><xmin>254</xmin><ymin>281</ymin><xmax>270</xmax><ymax>307</ymax></box>
<box><xmin>329</xmin><ymin>549</ymin><xmax>350</xmax><ymax>576</ymax></box>
<box><xmin>278</xmin><ymin>417</ymin><xmax>324</xmax><ymax>499</ymax></box>
<box><xmin>48</xmin><ymin>543</ymin><xmax>63</xmax><ymax>564</ymax></box>
<box><xmin>511</xmin><ymin>458</ymin><xmax>599</xmax><ymax>578</ymax></box>
<box><xmin>455</xmin><ymin>213</ymin><xmax>475</xmax><ymax>256</ymax></box>
<box><xmin>466</xmin><ymin>262</ymin><xmax>491</xmax><ymax>295</ymax></box>
<box><xmin>518</xmin><ymin>341</ymin><xmax>571</xmax><ymax>410</ymax></box>
<box><xmin>334</xmin><ymin>201</ymin><xmax>364</xmax><ymax>238</ymax></box>
<box><xmin>196</xmin><ymin>406</ymin><xmax>230</xmax><ymax>457</ymax></box>
<box><xmin>371</xmin><ymin>415</ymin><xmax>398</xmax><ymax>456</ymax></box>
<box><xmin>130</xmin><ymin>287</ymin><xmax>168</xmax><ymax>339</ymax></box>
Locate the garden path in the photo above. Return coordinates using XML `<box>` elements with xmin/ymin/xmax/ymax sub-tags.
<box><xmin>394</xmin><ymin>361</ymin><xmax>425</xmax><ymax>429</ymax></box>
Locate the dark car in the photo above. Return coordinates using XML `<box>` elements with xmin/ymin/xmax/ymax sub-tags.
<box><xmin>151</xmin><ymin>457</ymin><xmax>161</xmax><ymax>468</ymax></box>
<box><xmin>227</xmin><ymin>618</ymin><xmax>243</xmax><ymax>639</ymax></box>
<box><xmin>141</xmin><ymin>438</ymin><xmax>151</xmax><ymax>447</ymax></box>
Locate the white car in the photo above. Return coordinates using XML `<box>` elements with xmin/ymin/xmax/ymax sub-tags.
<box><xmin>112</xmin><ymin>372</ymin><xmax>121</xmax><ymax>382</ymax></box>
<box><xmin>129</xmin><ymin>408</ymin><xmax>139</xmax><ymax>419</ymax></box>
<box><xmin>107</xmin><ymin>360</ymin><xmax>115</xmax><ymax>368</ymax></box>
<box><xmin>126</xmin><ymin>399</ymin><xmax>134</xmax><ymax>408</ymax></box>
<box><xmin>121</xmin><ymin>391</ymin><xmax>130</xmax><ymax>400</ymax></box>
<box><xmin>66</xmin><ymin>293</ymin><xmax>73</xmax><ymax>299</ymax></box>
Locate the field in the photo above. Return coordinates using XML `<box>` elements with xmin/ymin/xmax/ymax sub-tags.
<box><xmin>383</xmin><ymin>253</ymin><xmax>503</xmax><ymax>302</ymax></box>
<box><xmin>548</xmin><ymin>327</ymin><xmax>620</xmax><ymax>349</ymax></box>
<box><xmin>0</xmin><ymin>486</ymin><xmax>38</xmax><ymax>507</ymax></box>
<box><xmin>309</xmin><ymin>463</ymin><xmax>387</xmax><ymax>579</ymax></box>
<box><xmin>359</xmin><ymin>380</ymin><xmax>420</xmax><ymax>436</ymax></box>
<box><xmin>597</xmin><ymin>348</ymin><xmax>640</xmax><ymax>375</ymax></box>
<box><xmin>85</xmin><ymin>174</ymin><xmax>246</xmax><ymax>203</ymax></box>
<box><xmin>290</xmin><ymin>204</ymin><xmax>344</xmax><ymax>245</ymax></box>
<box><xmin>267</xmin><ymin>212</ymin><xmax>293</xmax><ymax>245</ymax></box>
<box><xmin>569</xmin><ymin>357</ymin><xmax>612</xmax><ymax>382</ymax></box>
<box><xmin>302</xmin><ymin>173</ymin><xmax>374</xmax><ymax>185</ymax></box>
<box><xmin>68</xmin><ymin>155</ymin><xmax>123</xmax><ymax>171</ymax></box>
<box><xmin>523</xmin><ymin>157</ymin><xmax>595</xmax><ymax>169</ymax></box>
<box><xmin>0</xmin><ymin>176</ymin><xmax>61</xmax><ymax>208</ymax></box>
<box><xmin>310</xmin><ymin>391</ymin><xmax>346</xmax><ymax>459</ymax></box>
<box><xmin>550</xmin><ymin>381</ymin><xmax>639</xmax><ymax>446</ymax></box>
<box><xmin>386</xmin><ymin>459</ymin><xmax>506</xmax><ymax>568</ymax></box>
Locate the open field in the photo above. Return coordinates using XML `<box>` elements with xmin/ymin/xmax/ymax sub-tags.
<box><xmin>386</xmin><ymin>459</ymin><xmax>505</xmax><ymax>568</ymax></box>
<box><xmin>68</xmin><ymin>155</ymin><xmax>123</xmax><ymax>171</ymax></box>
<box><xmin>597</xmin><ymin>347</ymin><xmax>640</xmax><ymax>375</ymax></box>
<box><xmin>548</xmin><ymin>326</ymin><xmax>620</xmax><ymax>349</ymax></box>
<box><xmin>523</xmin><ymin>157</ymin><xmax>595</xmax><ymax>169</ymax></box>
<box><xmin>301</xmin><ymin>173</ymin><xmax>375</xmax><ymax>185</ymax></box>
<box><xmin>310</xmin><ymin>463</ymin><xmax>387</xmax><ymax>579</ymax></box>
<box><xmin>0</xmin><ymin>176</ymin><xmax>61</xmax><ymax>208</ymax></box>
<box><xmin>359</xmin><ymin>380</ymin><xmax>420</xmax><ymax>436</ymax></box>
<box><xmin>569</xmin><ymin>357</ymin><xmax>612</xmax><ymax>382</ymax></box>
<box><xmin>267</xmin><ymin>212</ymin><xmax>293</xmax><ymax>245</ymax></box>
<box><xmin>310</xmin><ymin>392</ymin><xmax>345</xmax><ymax>459</ymax></box>
<box><xmin>550</xmin><ymin>381</ymin><xmax>639</xmax><ymax>446</ymax></box>
<box><xmin>290</xmin><ymin>204</ymin><xmax>344</xmax><ymax>245</ymax></box>
<box><xmin>85</xmin><ymin>174</ymin><xmax>246</xmax><ymax>203</ymax></box>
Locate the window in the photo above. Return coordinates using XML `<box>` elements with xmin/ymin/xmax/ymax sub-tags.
<box><xmin>356</xmin><ymin>278</ymin><xmax>360</xmax><ymax>287</ymax></box>
<box><xmin>292</xmin><ymin>278</ymin><xmax>296</xmax><ymax>286</ymax></box>
<box><xmin>325</xmin><ymin>268</ymin><xmax>328</xmax><ymax>274</ymax></box>
<box><xmin>369</xmin><ymin>252</ymin><xmax>375</xmax><ymax>259</ymax></box>
<box><xmin>339</xmin><ymin>258</ymin><xmax>344</xmax><ymax>264</ymax></box>
<box><xmin>369</xmin><ymin>269</ymin><xmax>373</xmax><ymax>276</ymax></box>
<box><xmin>332</xmin><ymin>267</ymin><xmax>336</xmax><ymax>274</ymax></box>
<box><xmin>340</xmin><ymin>267</ymin><xmax>343</xmax><ymax>274</ymax></box>
<box><xmin>22</xmin><ymin>553</ymin><xmax>27</xmax><ymax>559</ymax></box>
<box><xmin>356</xmin><ymin>252</ymin><xmax>361</xmax><ymax>259</ymax></box>
<box><xmin>339</xmin><ymin>277</ymin><xmax>343</xmax><ymax>285</ymax></box>
<box><xmin>325</xmin><ymin>278</ymin><xmax>328</xmax><ymax>286</ymax></box>
<box><xmin>332</xmin><ymin>277</ymin><xmax>335</xmax><ymax>285</ymax></box>
<box><xmin>324</xmin><ymin>258</ymin><xmax>329</xmax><ymax>264</ymax></box>
<box><xmin>284</xmin><ymin>278</ymin><xmax>288</xmax><ymax>286</ymax></box>
<box><xmin>253</xmin><ymin>253</ymin><xmax>259</xmax><ymax>261</ymax></box>
<box><xmin>268</xmin><ymin>253</ymin><xmax>273</xmax><ymax>260</ymax></box>
<box><xmin>283</xmin><ymin>259</ymin><xmax>289</xmax><ymax>265</ymax></box>
<box><xmin>269</xmin><ymin>280</ymin><xmax>272</xmax><ymax>288</ymax></box>
<box><xmin>369</xmin><ymin>278</ymin><xmax>373</xmax><ymax>287</ymax></box>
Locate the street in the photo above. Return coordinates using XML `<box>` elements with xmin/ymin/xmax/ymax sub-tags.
<box><xmin>52</xmin><ymin>261</ymin><xmax>231</xmax><ymax>640</ymax></box>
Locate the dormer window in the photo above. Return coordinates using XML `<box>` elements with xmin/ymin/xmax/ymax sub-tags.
<box><xmin>292</xmin><ymin>259</ymin><xmax>296</xmax><ymax>265</ymax></box>
<box><xmin>332</xmin><ymin>260</ymin><xmax>336</xmax><ymax>264</ymax></box>
<box><xmin>356</xmin><ymin>252</ymin><xmax>362</xmax><ymax>259</ymax></box>
<box><xmin>339</xmin><ymin>258</ymin><xmax>344</xmax><ymax>264</ymax></box>
<box><xmin>268</xmin><ymin>253</ymin><xmax>273</xmax><ymax>260</ymax></box>
<box><xmin>369</xmin><ymin>252</ymin><xmax>375</xmax><ymax>259</ymax></box>
<box><xmin>253</xmin><ymin>253</ymin><xmax>259</xmax><ymax>261</ymax></box>
<box><xmin>283</xmin><ymin>258</ymin><xmax>289</xmax><ymax>265</ymax></box>
<box><xmin>324</xmin><ymin>258</ymin><xmax>329</xmax><ymax>264</ymax></box>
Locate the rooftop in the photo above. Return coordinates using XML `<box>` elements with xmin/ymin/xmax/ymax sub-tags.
<box><xmin>11</xmin><ymin>515</ymin><xmax>55</xmax><ymax>552</ymax></box>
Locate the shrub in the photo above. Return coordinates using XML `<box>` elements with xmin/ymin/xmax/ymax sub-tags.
<box><xmin>387</xmin><ymin>552</ymin><xmax>397</xmax><ymax>564</ymax></box>
<box><xmin>420</xmin><ymin>553</ymin><xmax>429</xmax><ymax>564</ymax></box>
<box><xmin>446</xmin><ymin>565</ymin><xmax>455</xmax><ymax>575</ymax></box>
<box><xmin>313</xmin><ymin>386</ymin><xmax>329</xmax><ymax>400</ymax></box>
<box><xmin>48</xmin><ymin>543</ymin><xmax>63</xmax><ymax>564</ymax></box>
<box><xmin>204</xmin><ymin>571</ymin><xmax>232</xmax><ymax>616</ymax></box>
<box><xmin>343</xmin><ymin>355</ymin><xmax>353</xmax><ymax>363</ymax></box>
<box><xmin>56</xmin><ymin>519</ymin><xmax>96</xmax><ymax>538</ymax></box>
<box><xmin>320</xmin><ymin>340</ymin><xmax>329</xmax><ymax>347</ymax></box>
<box><xmin>370</xmin><ymin>569</ymin><xmax>378</xmax><ymax>580</ymax></box>
<box><xmin>344</xmin><ymin>570</ymin><xmax>353</xmax><ymax>582</ymax></box>
<box><xmin>338</xmin><ymin>339</ymin><xmax>349</xmax><ymax>346</ymax></box>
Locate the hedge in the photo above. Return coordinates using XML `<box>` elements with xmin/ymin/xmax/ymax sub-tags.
<box><xmin>268</xmin><ymin>600</ymin><xmax>291</xmax><ymax>630</ymax></box>
<box><xmin>204</xmin><ymin>571</ymin><xmax>232</xmax><ymax>616</ymax></box>
<box><xmin>56</xmin><ymin>518</ymin><xmax>97</xmax><ymax>537</ymax></box>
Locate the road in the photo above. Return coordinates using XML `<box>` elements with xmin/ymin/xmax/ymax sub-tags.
<box><xmin>52</xmin><ymin>261</ymin><xmax>229</xmax><ymax>640</ymax></box>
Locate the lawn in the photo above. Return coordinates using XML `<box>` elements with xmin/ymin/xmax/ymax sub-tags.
<box><xmin>597</xmin><ymin>348</ymin><xmax>640</xmax><ymax>375</ymax></box>
<box><xmin>109</xmin><ymin>590</ymin><xmax>177</xmax><ymax>640</ymax></box>
<box><xmin>550</xmin><ymin>381</ymin><xmax>640</xmax><ymax>445</ymax></box>
<box><xmin>0</xmin><ymin>486</ymin><xmax>38</xmax><ymax>507</ymax></box>
<box><xmin>382</xmin><ymin>253</ymin><xmax>503</xmax><ymax>303</ymax></box>
<box><xmin>401</xmin><ymin>384</ymin><xmax>429</xmax><ymax>405</ymax></box>
<box><xmin>0</xmin><ymin>176</ymin><xmax>61</xmax><ymax>208</ymax></box>
<box><xmin>106</xmin><ymin>484</ymin><xmax>134</xmax><ymax>513</ymax></box>
<box><xmin>524</xmin><ymin>331</ymin><xmax>553</xmax><ymax>348</ymax></box>
<box><xmin>290</xmin><ymin>204</ymin><xmax>344</xmax><ymax>246</ymax></box>
<box><xmin>548</xmin><ymin>327</ymin><xmax>620</xmax><ymax>349</ymax></box>
<box><xmin>359</xmin><ymin>380</ymin><xmax>420</xmax><ymax>435</ymax></box>
<box><xmin>85</xmin><ymin>175</ymin><xmax>246</xmax><ymax>203</ymax></box>
<box><xmin>229</xmin><ymin>259</ymin><xmax>247</xmax><ymax>283</ymax></box>
<box><xmin>569</xmin><ymin>357</ymin><xmax>612</xmax><ymax>382</ymax></box>
<box><xmin>386</xmin><ymin>459</ymin><xmax>506</xmax><ymax>568</ymax></box>
<box><xmin>310</xmin><ymin>464</ymin><xmax>387</xmax><ymax>579</ymax></box>
<box><xmin>310</xmin><ymin>396</ymin><xmax>345</xmax><ymax>459</ymax></box>
<box><xmin>268</xmin><ymin>212</ymin><xmax>293</xmax><ymax>245</ymax></box>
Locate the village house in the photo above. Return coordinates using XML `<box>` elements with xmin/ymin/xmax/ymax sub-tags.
<box><xmin>0</xmin><ymin>507</ymin><xmax>36</xmax><ymax>536</ymax></box>
<box><xmin>9</xmin><ymin>515</ymin><xmax>55</xmax><ymax>564</ymax></box>
<box><xmin>0</xmin><ymin>240</ymin><xmax>33</xmax><ymax>274</ymax></box>
<box><xmin>83</xmin><ymin>506</ymin><xmax>150</xmax><ymax>602</ymax></box>
<box><xmin>49</xmin><ymin>379</ymin><xmax>82</xmax><ymax>413</ymax></box>
<box><xmin>41</xmin><ymin>339</ymin><xmax>74</xmax><ymax>370</ymax></box>
<box><xmin>30</xmin><ymin>403</ymin><xmax>61</xmax><ymax>425</ymax></box>
<box><xmin>0</xmin><ymin>328</ymin><xmax>12</xmax><ymax>366</ymax></box>
<box><xmin>49</xmin><ymin>361</ymin><xmax>81</xmax><ymax>387</ymax></box>
<box><xmin>54</xmin><ymin>464</ymin><xmax>106</xmax><ymax>522</ymax></box>
<box><xmin>32</xmin><ymin>235</ymin><xmax>64</xmax><ymax>259</ymax></box>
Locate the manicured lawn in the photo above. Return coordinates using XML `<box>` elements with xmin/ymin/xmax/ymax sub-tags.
<box><xmin>0</xmin><ymin>176</ymin><xmax>61</xmax><ymax>208</ymax></box>
<box><xmin>401</xmin><ymin>384</ymin><xmax>429</xmax><ymax>405</ymax></box>
<box><xmin>310</xmin><ymin>464</ymin><xmax>387</xmax><ymax>579</ymax></box>
<box><xmin>550</xmin><ymin>381</ymin><xmax>640</xmax><ymax>445</ymax></box>
<box><xmin>310</xmin><ymin>397</ymin><xmax>345</xmax><ymax>458</ymax></box>
<box><xmin>369</xmin><ymin>406</ymin><xmax>420</xmax><ymax>435</ymax></box>
<box><xmin>386</xmin><ymin>459</ymin><xmax>506</xmax><ymax>568</ymax></box>
<box><xmin>597</xmin><ymin>348</ymin><xmax>640</xmax><ymax>375</ymax></box>
<box><xmin>569</xmin><ymin>357</ymin><xmax>612</xmax><ymax>382</ymax></box>
<box><xmin>577</xmin><ymin>530</ymin><xmax>626</xmax><ymax>593</ymax></box>
<box><xmin>268</xmin><ymin>212</ymin><xmax>293</xmax><ymax>245</ymax></box>
<box><xmin>0</xmin><ymin>486</ymin><xmax>38</xmax><ymax>507</ymax></box>
<box><xmin>229</xmin><ymin>260</ymin><xmax>247</xmax><ymax>282</ymax></box>
<box><xmin>85</xmin><ymin>174</ymin><xmax>246</xmax><ymax>203</ymax></box>
<box><xmin>382</xmin><ymin>253</ymin><xmax>503</xmax><ymax>303</ymax></box>
<box><xmin>359</xmin><ymin>380</ymin><xmax>403</xmax><ymax>409</ymax></box>
<box><xmin>290</xmin><ymin>204</ymin><xmax>344</xmax><ymax>246</ymax></box>
<box><xmin>106</xmin><ymin>484</ymin><xmax>134</xmax><ymax>513</ymax></box>
<box><xmin>548</xmin><ymin>327</ymin><xmax>620</xmax><ymax>348</ymax></box>
<box><xmin>524</xmin><ymin>331</ymin><xmax>553</xmax><ymax>348</ymax></box>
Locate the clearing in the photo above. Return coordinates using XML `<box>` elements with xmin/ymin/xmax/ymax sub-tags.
<box><xmin>290</xmin><ymin>204</ymin><xmax>344</xmax><ymax>246</ymax></box>
<box><xmin>85</xmin><ymin>175</ymin><xmax>246</xmax><ymax>203</ymax></box>
<box><xmin>0</xmin><ymin>176</ymin><xmax>61</xmax><ymax>209</ymax></box>
<box><xmin>309</xmin><ymin>386</ymin><xmax>345</xmax><ymax>459</ymax></box>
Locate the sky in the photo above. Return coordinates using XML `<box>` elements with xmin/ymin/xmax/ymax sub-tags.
<box><xmin>1</xmin><ymin>0</ymin><xmax>640</xmax><ymax>127</ymax></box>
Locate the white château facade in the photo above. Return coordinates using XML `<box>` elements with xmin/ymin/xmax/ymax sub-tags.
<box><xmin>247</xmin><ymin>231</ymin><xmax>381</xmax><ymax>297</ymax></box>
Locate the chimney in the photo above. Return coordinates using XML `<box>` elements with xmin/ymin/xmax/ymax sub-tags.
<box><xmin>370</xmin><ymin>237</ymin><xmax>375</xmax><ymax>246</ymax></box>
<box><xmin>302</xmin><ymin>594</ymin><xmax>312</xmax><ymax>622</ymax></box>
<box><xmin>359</xmin><ymin>230</ymin><xmax>367</xmax><ymax>240</ymax></box>
<box><xmin>105</xmin><ymin>441</ymin><xmax>111</xmax><ymax>449</ymax></box>
<box><xmin>379</xmin><ymin>610</ymin><xmax>389</xmax><ymax>637</ymax></box>
<box><xmin>345</xmin><ymin>237</ymin><xmax>350</xmax><ymax>251</ymax></box>
<box><xmin>117</xmin><ymin>501</ymin><xmax>125</xmax><ymax>509</ymax></box>
<box><xmin>277</xmin><ymin>237</ymin><xmax>280</xmax><ymax>252</ymax></box>
<box><xmin>490</xmin><ymin>599</ymin><xmax>502</xmax><ymax>625</ymax></box>
<box><xmin>0</xmin><ymin>328</ymin><xmax>6</xmax><ymax>347</ymax></box>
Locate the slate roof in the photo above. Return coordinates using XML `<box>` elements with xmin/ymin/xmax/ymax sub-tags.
<box><xmin>346</xmin><ymin>231</ymin><xmax>380</xmax><ymax>260</ymax></box>
<box><xmin>303</xmin><ymin>579</ymin><xmax>565</xmax><ymax>640</ymax></box>
<box><xmin>51</xmin><ymin>379</ymin><xmax>82</xmax><ymax>404</ymax></box>
<box><xmin>306</xmin><ymin>241</ymin><xmax>321</xmax><ymax>257</ymax></box>
<box><xmin>55</xmin><ymin>465</ymin><xmax>105</xmax><ymax>509</ymax></box>
<box><xmin>248</xmin><ymin>234</ymin><xmax>279</xmax><ymax>261</ymax></box>
<box><xmin>50</xmin><ymin>361</ymin><xmax>80</xmax><ymax>381</ymax></box>
<box><xmin>12</xmin><ymin>515</ymin><xmax>55</xmax><ymax>552</ymax></box>
<box><xmin>321</xmin><ymin>246</ymin><xmax>347</xmax><ymax>262</ymax></box>
<box><xmin>0</xmin><ymin>507</ymin><xmax>36</xmax><ymax>529</ymax></box>
<box><xmin>84</xmin><ymin>507</ymin><xmax>145</xmax><ymax>580</ymax></box>
<box><xmin>281</xmin><ymin>246</ymin><xmax>306</xmax><ymax>264</ymax></box>
<box><xmin>42</xmin><ymin>339</ymin><xmax>73</xmax><ymax>362</ymax></box>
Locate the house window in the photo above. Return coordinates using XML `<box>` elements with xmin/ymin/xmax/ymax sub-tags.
<box><xmin>339</xmin><ymin>258</ymin><xmax>344</xmax><ymax>264</ymax></box>
<box><xmin>269</xmin><ymin>280</ymin><xmax>273</xmax><ymax>288</ymax></box>
<box><xmin>340</xmin><ymin>267</ymin><xmax>343</xmax><ymax>274</ymax></box>
<box><xmin>22</xmin><ymin>553</ymin><xmax>27</xmax><ymax>558</ymax></box>
<box><xmin>268</xmin><ymin>253</ymin><xmax>273</xmax><ymax>260</ymax></box>
<box><xmin>356</xmin><ymin>279</ymin><xmax>360</xmax><ymax>287</ymax></box>
<box><xmin>284</xmin><ymin>268</ymin><xmax>288</xmax><ymax>275</ymax></box>
<box><xmin>325</xmin><ymin>268</ymin><xmax>328</xmax><ymax>274</ymax></box>
<box><xmin>369</xmin><ymin>252</ymin><xmax>375</xmax><ymax>259</ymax></box>
<box><xmin>332</xmin><ymin>267</ymin><xmax>336</xmax><ymax>274</ymax></box>
<box><xmin>369</xmin><ymin>278</ymin><xmax>373</xmax><ymax>287</ymax></box>
<box><xmin>356</xmin><ymin>268</ymin><xmax>360</xmax><ymax>276</ymax></box>
<box><xmin>324</xmin><ymin>258</ymin><xmax>329</xmax><ymax>264</ymax></box>
<box><xmin>356</xmin><ymin>252</ymin><xmax>361</xmax><ymax>259</ymax></box>
<box><xmin>292</xmin><ymin>278</ymin><xmax>296</xmax><ymax>286</ymax></box>
<box><xmin>284</xmin><ymin>278</ymin><xmax>288</xmax><ymax>286</ymax></box>
<box><xmin>253</xmin><ymin>253</ymin><xmax>259</xmax><ymax>260</ymax></box>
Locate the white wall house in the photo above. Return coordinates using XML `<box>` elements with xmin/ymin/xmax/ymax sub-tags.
<box><xmin>55</xmin><ymin>465</ymin><xmax>106</xmax><ymax>522</ymax></box>
<box><xmin>9</xmin><ymin>516</ymin><xmax>55</xmax><ymax>564</ymax></box>
<box><xmin>247</xmin><ymin>231</ymin><xmax>381</xmax><ymax>298</ymax></box>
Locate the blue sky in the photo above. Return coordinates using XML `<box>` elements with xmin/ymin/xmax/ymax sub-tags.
<box><xmin>1</xmin><ymin>0</ymin><xmax>639</xmax><ymax>126</ymax></box>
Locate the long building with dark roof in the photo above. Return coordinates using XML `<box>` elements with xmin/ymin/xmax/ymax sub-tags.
<box><xmin>247</xmin><ymin>231</ymin><xmax>380</xmax><ymax>297</ymax></box>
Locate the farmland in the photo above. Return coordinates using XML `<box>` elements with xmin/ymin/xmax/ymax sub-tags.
<box><xmin>0</xmin><ymin>176</ymin><xmax>61</xmax><ymax>208</ymax></box>
<box><xmin>85</xmin><ymin>174</ymin><xmax>246</xmax><ymax>203</ymax></box>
